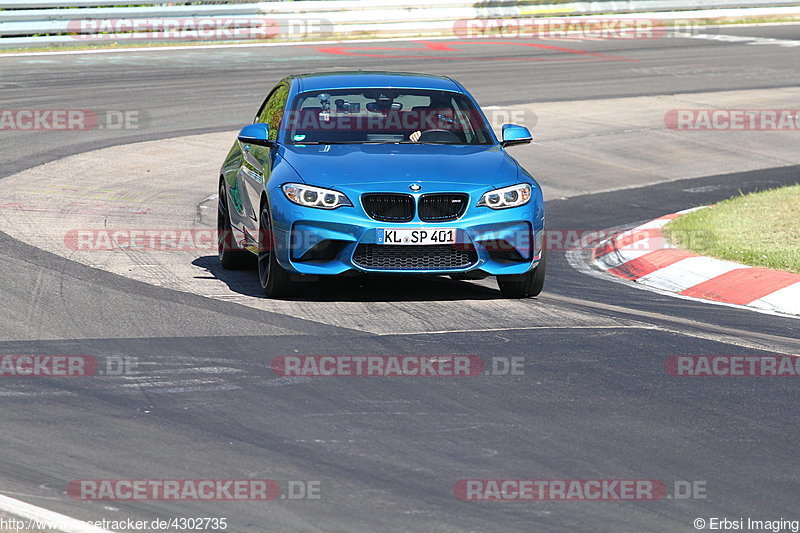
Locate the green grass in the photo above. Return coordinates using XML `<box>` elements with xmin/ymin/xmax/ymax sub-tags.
<box><xmin>664</xmin><ymin>184</ymin><xmax>800</xmax><ymax>273</ymax></box>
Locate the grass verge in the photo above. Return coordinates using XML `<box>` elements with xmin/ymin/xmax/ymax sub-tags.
<box><xmin>664</xmin><ymin>184</ymin><xmax>800</xmax><ymax>273</ymax></box>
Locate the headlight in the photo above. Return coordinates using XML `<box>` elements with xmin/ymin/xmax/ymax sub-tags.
<box><xmin>477</xmin><ymin>183</ymin><xmax>532</xmax><ymax>209</ymax></box>
<box><xmin>282</xmin><ymin>183</ymin><xmax>352</xmax><ymax>209</ymax></box>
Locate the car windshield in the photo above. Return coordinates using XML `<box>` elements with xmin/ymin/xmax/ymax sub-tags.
<box><xmin>286</xmin><ymin>88</ymin><xmax>494</xmax><ymax>145</ymax></box>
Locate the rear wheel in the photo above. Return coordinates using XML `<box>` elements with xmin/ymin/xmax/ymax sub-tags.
<box><xmin>217</xmin><ymin>181</ymin><xmax>250</xmax><ymax>269</ymax></box>
<box><xmin>258</xmin><ymin>202</ymin><xmax>296</xmax><ymax>298</ymax></box>
<box><xmin>497</xmin><ymin>252</ymin><xmax>546</xmax><ymax>299</ymax></box>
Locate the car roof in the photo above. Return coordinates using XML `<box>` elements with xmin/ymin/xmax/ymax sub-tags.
<box><xmin>291</xmin><ymin>71</ymin><xmax>464</xmax><ymax>93</ymax></box>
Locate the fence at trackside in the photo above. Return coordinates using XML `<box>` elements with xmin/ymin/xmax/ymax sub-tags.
<box><xmin>1</xmin><ymin>0</ymin><xmax>800</xmax><ymax>48</ymax></box>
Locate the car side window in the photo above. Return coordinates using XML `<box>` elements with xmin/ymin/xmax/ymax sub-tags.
<box><xmin>256</xmin><ymin>84</ymin><xmax>289</xmax><ymax>142</ymax></box>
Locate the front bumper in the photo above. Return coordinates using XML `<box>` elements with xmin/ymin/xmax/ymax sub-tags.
<box><xmin>267</xmin><ymin>183</ymin><xmax>545</xmax><ymax>276</ymax></box>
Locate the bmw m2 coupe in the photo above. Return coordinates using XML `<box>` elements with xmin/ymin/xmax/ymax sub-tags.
<box><xmin>218</xmin><ymin>71</ymin><xmax>545</xmax><ymax>298</ymax></box>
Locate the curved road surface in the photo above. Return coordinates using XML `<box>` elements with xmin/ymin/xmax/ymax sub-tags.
<box><xmin>1</xmin><ymin>26</ymin><xmax>800</xmax><ymax>532</ymax></box>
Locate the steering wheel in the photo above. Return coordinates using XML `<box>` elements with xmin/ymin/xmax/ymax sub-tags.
<box><xmin>417</xmin><ymin>129</ymin><xmax>460</xmax><ymax>143</ymax></box>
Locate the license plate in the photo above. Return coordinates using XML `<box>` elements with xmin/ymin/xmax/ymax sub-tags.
<box><xmin>377</xmin><ymin>228</ymin><xmax>457</xmax><ymax>245</ymax></box>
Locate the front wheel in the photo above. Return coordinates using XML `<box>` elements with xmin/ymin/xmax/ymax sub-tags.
<box><xmin>258</xmin><ymin>202</ymin><xmax>296</xmax><ymax>298</ymax></box>
<box><xmin>497</xmin><ymin>252</ymin><xmax>546</xmax><ymax>299</ymax></box>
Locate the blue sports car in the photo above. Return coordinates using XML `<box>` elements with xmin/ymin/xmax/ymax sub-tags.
<box><xmin>218</xmin><ymin>71</ymin><xmax>545</xmax><ymax>298</ymax></box>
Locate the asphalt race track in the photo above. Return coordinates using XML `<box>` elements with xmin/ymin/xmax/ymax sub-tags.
<box><xmin>1</xmin><ymin>25</ymin><xmax>800</xmax><ymax>532</ymax></box>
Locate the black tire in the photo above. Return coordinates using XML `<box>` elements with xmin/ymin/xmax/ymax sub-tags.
<box><xmin>497</xmin><ymin>252</ymin><xmax>546</xmax><ymax>299</ymax></box>
<box><xmin>217</xmin><ymin>180</ymin><xmax>250</xmax><ymax>269</ymax></box>
<box><xmin>258</xmin><ymin>201</ymin><xmax>296</xmax><ymax>298</ymax></box>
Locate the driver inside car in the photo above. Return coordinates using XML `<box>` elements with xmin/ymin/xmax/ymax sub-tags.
<box><xmin>409</xmin><ymin>95</ymin><xmax>458</xmax><ymax>143</ymax></box>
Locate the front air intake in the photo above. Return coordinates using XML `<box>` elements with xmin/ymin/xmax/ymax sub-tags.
<box><xmin>361</xmin><ymin>193</ymin><xmax>415</xmax><ymax>222</ymax></box>
<box><xmin>418</xmin><ymin>193</ymin><xmax>468</xmax><ymax>221</ymax></box>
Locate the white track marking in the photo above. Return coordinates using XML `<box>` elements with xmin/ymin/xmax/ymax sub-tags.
<box><xmin>0</xmin><ymin>391</ymin><xmax>77</xmax><ymax>397</ymax></box>
<box><xmin>634</xmin><ymin>218</ymin><xmax>674</xmax><ymax>230</ymax></box>
<box><xmin>376</xmin><ymin>324</ymin><xmax>654</xmax><ymax>336</ymax></box>
<box><xmin>750</xmin><ymin>282</ymin><xmax>800</xmax><ymax>315</ymax></box>
<box><xmin>636</xmin><ymin>256</ymin><xmax>747</xmax><ymax>292</ymax></box>
<box><xmin>594</xmin><ymin>248</ymin><xmax>652</xmax><ymax>270</ymax></box>
<box><xmin>585</xmin><ymin>205</ymin><xmax>799</xmax><ymax>318</ymax></box>
<box><xmin>675</xmin><ymin>206</ymin><xmax>708</xmax><ymax>215</ymax></box>
<box><xmin>566</xmin><ymin>226</ymin><xmax>800</xmax><ymax>321</ymax></box>
<box><xmin>688</xmin><ymin>33</ymin><xmax>800</xmax><ymax>47</ymax></box>
<box><xmin>618</xmin><ymin>236</ymin><xmax>673</xmax><ymax>253</ymax></box>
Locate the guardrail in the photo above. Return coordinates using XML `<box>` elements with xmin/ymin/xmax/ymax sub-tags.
<box><xmin>1</xmin><ymin>0</ymin><xmax>799</xmax><ymax>48</ymax></box>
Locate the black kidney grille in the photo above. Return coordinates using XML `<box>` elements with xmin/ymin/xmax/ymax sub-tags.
<box><xmin>362</xmin><ymin>194</ymin><xmax>414</xmax><ymax>222</ymax></box>
<box><xmin>418</xmin><ymin>193</ymin><xmax>469</xmax><ymax>221</ymax></box>
<box><xmin>353</xmin><ymin>244</ymin><xmax>477</xmax><ymax>270</ymax></box>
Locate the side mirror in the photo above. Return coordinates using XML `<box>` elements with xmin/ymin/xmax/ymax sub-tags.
<box><xmin>238</xmin><ymin>123</ymin><xmax>274</xmax><ymax>147</ymax></box>
<box><xmin>501</xmin><ymin>124</ymin><xmax>532</xmax><ymax>147</ymax></box>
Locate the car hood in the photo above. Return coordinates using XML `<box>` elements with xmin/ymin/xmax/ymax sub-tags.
<box><xmin>277</xmin><ymin>143</ymin><xmax>520</xmax><ymax>189</ymax></box>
